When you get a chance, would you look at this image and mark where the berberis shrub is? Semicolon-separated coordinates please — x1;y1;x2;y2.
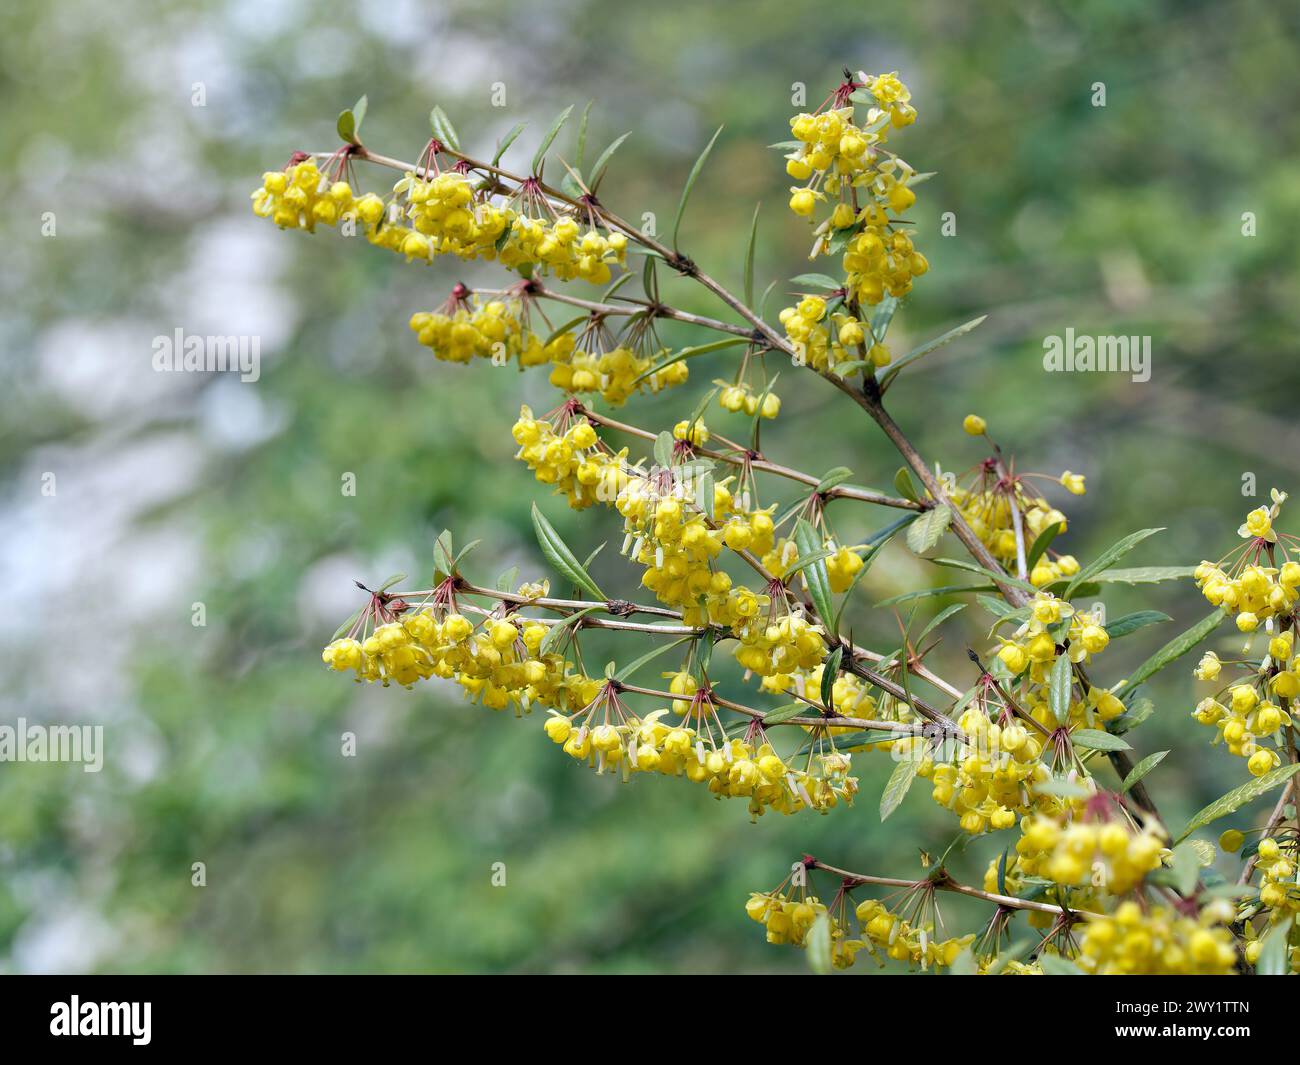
252;71;1299;975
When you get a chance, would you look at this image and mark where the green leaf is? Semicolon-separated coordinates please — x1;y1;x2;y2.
1048;653;1072;725
615;635;693;681
653;432;674;468
538;605;601;657
531;104;574;174
1121;750;1168;792
672;125;724;250
1063;528;1163;598
631;336;748;385
820;646;843;710
588;131;632;190
762;702;808;726
495;565;519;593
976;594;1020;620
785;547;836;579
1169;843;1202;895
433;530;455;575
814;467;854;494
876;583;994;607
543;314;588;348
491;122;527;165
574;100;593;169
743;203;760;307
1110;696;1154;736
833;519;914;631
1118;609;1224;693
331;606;365;640
1256;916;1295;975
452;540;482;568
789;272;842;291
878;314;987;390
905;503;951;555
1175;762;1300;843
806;912;832;975
429;106;460;151
352;94;368;131
530;503;605;600
1025;522;1063;572
930;557;1036;593
1039;954;1085;976
377;573;407;593
793;518;835;633
893;467;920;503
918;603;966;644
1104;610;1172;639
880;755;920;821
996;848;1009;896
337;109;357;144
1032;777;1091;799
1091;565;1195;585
1069;728;1131;752
694;470;715;522
869;296;899;345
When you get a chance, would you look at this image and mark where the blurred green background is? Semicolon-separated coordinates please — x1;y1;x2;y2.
2;0;1299;973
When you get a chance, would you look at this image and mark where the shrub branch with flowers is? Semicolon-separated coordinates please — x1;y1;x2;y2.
253;70;1300;975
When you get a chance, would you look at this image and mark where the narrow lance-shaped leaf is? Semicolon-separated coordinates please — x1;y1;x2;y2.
1049;653;1072;725
793;518;835;634
789;272;842;290
492;122;527;166
806;912;832;974
1119;609;1224;693
879;314;988;390
530;503;605;600
1175;762;1300;843
1064;527;1164;598
906;503;951;555
1104;610;1171;639
589;131;632;191
1121;750;1168;792
1025;522;1062;571
744;202;760;307
820;646;843;711
1069;729;1131;752
429;106;461;151
672;125;724;250
531;104;574;174
880;755;920;821
539;605;602;657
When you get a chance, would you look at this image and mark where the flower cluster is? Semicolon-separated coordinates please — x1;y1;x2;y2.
1077;900;1238;975
322;599;599;717
718;381;781;419
995;592;1113;682
950;474;1077;585
778;295;889;372
1195;493;1298;631
1192;677;1292;777
1014;812;1167;894
544;697;857;818
745;887;972;971
253;155;628;284
251;160;384;232
919;705;1057;834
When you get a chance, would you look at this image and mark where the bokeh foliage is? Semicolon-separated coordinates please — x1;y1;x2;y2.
2;0;1299;972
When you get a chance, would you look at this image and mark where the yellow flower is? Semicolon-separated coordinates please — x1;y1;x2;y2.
962;414;986;436
1060;471;1086;495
